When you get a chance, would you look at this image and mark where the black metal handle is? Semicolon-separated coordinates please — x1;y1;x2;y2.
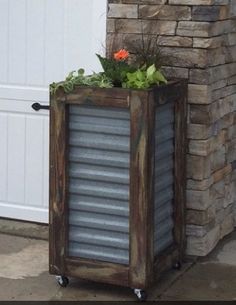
32;102;50;111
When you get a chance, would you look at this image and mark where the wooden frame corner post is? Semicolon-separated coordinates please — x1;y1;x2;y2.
49;93;68;276
129;90;155;289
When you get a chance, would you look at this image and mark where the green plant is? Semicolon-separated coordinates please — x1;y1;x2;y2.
96;53;134;87
123;64;167;89
50;69;113;95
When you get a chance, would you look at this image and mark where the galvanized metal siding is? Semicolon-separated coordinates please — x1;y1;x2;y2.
68;105;130;265
154;103;175;256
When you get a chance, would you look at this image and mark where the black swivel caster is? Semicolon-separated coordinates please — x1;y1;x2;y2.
134;289;147;301
56;275;69;287
173;261;182;270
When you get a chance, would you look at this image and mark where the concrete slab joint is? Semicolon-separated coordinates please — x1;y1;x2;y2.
107;0;236;256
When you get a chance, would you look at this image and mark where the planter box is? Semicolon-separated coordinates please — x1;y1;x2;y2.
49;80;187;297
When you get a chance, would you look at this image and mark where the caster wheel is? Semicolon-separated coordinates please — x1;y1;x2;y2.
173;261;182;270
134;289;147;301
56;275;69;287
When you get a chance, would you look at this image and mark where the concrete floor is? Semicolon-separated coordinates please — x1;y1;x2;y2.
0;222;236;301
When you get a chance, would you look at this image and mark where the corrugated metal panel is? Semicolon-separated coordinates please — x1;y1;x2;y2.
68;105;130;265
154;103;175;256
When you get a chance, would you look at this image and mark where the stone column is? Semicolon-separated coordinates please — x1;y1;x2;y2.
107;0;236;256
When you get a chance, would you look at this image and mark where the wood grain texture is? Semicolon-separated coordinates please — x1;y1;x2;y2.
153;80;187;105
66;87;130;108
173;80;188;263
129;90;155;289
154;246;179;280
65;258;129;286
49;89;68;276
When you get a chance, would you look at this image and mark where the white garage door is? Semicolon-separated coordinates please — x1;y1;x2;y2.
0;0;107;223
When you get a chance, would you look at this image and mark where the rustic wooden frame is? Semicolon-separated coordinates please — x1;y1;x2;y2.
153;81;188;278
49;81;187;290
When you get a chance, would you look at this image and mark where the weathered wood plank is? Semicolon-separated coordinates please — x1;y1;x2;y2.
154;80;187;105
65;87;130;108
49;90;68;276
129;90;155;289
154;246;179;280
173;80;188;263
65;258;129;287
66;95;129;108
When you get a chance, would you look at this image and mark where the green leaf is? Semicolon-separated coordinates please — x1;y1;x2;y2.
78;68;85;75
154;70;167;84
146;64;156;78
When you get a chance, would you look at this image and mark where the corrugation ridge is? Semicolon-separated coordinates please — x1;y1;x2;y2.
154;232;173;255
69;114;130;126
155;141;174;160
154;218;174;241
155;127;174;144
155;203;173;224
154;189;173;208
69;194;129;217
69;162;129;185
154;102;175;256
155;171;174;192
69;178;129;201
69;226;129;250
69;242;129;264
155;157;173;176
69;210;129;233
69;147;130;168
69;105;130;120
69;132;130;153
69;121;130;136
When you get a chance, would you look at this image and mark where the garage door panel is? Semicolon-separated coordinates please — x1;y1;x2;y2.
25;116;45;207
0;113;8;201
7;113;26;204
0;98;49;115
0;86;48;103
45;0;65;84
43;117;49;207
9;0;27;85
0;0;106;223
26;0;45;86
64;0;93;73
0;0;8;83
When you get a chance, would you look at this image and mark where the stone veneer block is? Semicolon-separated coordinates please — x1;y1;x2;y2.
114;19;177;35
187;177;213;191
188;124;215;140
186;189;212;211
108;4;138;18
220;213;234;238
177;21;212;37
139;5;191;20
187;154;211;180
187;205;216;225
186;222;216;237
188;84;212;105
193;37;223;48
192;5;229;21
169;0;229;5
186;226;220;256
213;165;232;183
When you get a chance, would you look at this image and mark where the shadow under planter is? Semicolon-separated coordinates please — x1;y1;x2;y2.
49;80;187;300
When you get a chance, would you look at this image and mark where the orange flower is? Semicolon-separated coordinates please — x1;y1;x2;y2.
114;49;129;61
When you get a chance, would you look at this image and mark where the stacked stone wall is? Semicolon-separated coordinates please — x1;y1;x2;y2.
107;0;236;256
